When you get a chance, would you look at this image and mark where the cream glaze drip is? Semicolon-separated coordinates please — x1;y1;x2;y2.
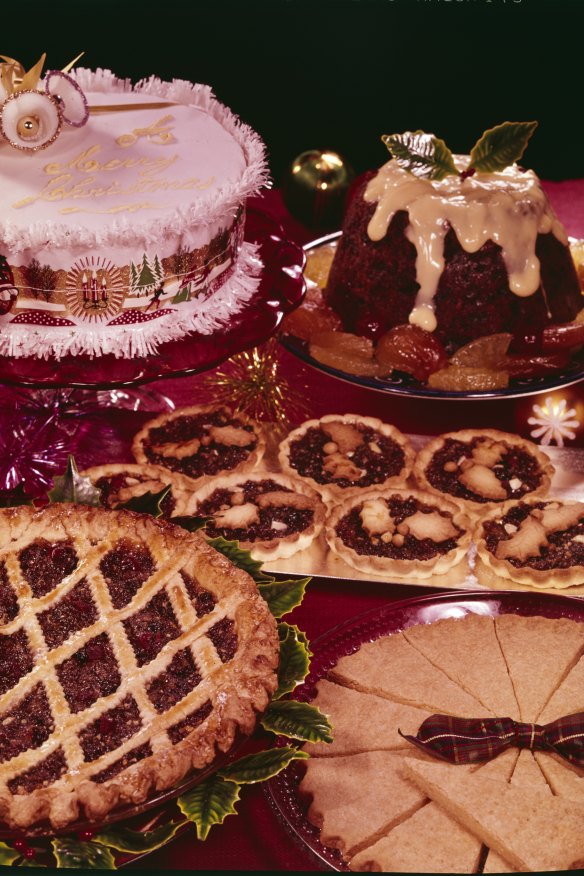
364;156;568;332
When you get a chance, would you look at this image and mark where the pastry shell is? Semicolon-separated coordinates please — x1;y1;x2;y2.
81;462;195;516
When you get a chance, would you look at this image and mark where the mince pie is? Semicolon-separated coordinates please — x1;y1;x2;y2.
474;496;584;590
132;405;265;490
82;463;193;518
278;414;414;501
325;487;471;578
0;504;278;830
182;472;326;561
414;429;553;515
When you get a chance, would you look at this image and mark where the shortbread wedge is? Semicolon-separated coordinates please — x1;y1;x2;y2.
301;680;430;757
494;614;584;721
537;652;584;723
403;614;518;717
403;757;584;872
330;632;491;717
534;752;584;803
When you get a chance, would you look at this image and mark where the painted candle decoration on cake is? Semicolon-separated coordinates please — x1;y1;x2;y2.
0;60;268;358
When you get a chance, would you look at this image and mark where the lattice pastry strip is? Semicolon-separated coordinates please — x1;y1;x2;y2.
0;504;279;830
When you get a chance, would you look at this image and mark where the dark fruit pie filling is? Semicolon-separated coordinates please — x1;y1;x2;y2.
289;425;405;488
336;495;463;560
198;479;314;542
143;410;257;479
483;501;584;570
425;438;543;503
95;473;176;517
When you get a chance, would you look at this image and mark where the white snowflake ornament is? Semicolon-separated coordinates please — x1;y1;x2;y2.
527;396;580;447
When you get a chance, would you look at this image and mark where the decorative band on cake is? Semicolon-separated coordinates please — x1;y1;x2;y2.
0;209;263;359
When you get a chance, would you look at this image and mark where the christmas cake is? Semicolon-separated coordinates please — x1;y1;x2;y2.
0;503;279;829
0;58;267;358
324;127;581;354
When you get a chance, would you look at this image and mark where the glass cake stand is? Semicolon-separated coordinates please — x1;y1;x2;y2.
0;208;306;492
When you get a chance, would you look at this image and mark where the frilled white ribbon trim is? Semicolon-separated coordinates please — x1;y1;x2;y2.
0;242;262;360
0;69;269;254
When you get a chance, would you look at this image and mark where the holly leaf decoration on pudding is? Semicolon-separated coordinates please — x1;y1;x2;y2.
381;131;459;180
469;120;538;173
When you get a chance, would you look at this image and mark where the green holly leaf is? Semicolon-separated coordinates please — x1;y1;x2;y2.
93;822;182;854
47;456;101;507
51;838;116;869
114;485;171;518
257;577;310;618
206;536;272;582
218;746;309;783
0;842;20;865
171;515;212;532
382;130;459;180
261;700;333;744
274;623;312;699
177;775;240;841
0;484;34;508
469;120;538;173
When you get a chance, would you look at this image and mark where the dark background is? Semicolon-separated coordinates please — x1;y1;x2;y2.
4;0;582;183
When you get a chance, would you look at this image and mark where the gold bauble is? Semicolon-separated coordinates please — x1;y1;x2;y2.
282;150;354;229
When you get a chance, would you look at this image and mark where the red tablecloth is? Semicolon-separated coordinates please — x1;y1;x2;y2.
125;182;584;870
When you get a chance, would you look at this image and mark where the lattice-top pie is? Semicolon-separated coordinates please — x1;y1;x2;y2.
183;472;326;561
0;504;279;830
132;405;265;490
414;429;553;514
279;415;414;501
82;463;194;518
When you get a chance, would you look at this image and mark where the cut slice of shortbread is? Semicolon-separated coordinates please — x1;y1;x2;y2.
302;680;430;757
534;751;584;802
349;749;517;873
537;652;584;724
402;615;519;717
494;615;584;721
483;749;552;874
299;751;427;857
330;633;490;717
403;756;584;872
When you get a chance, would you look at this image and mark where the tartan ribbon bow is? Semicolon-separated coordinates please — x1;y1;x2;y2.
399;712;584;767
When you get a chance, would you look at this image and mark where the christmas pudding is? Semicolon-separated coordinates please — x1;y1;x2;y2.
324;125;582;360
0;55;267;358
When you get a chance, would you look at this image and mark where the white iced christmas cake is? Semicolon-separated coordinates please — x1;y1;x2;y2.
0;57;268;358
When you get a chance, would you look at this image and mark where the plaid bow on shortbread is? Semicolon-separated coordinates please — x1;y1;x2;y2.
399;713;584;767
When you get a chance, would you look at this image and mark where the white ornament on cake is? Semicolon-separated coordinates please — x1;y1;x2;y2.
528;396;580;447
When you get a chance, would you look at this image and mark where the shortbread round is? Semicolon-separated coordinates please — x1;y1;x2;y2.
132;405;265;490
279;414;414;502
474;496;584;589
81;463;194;517
183;471;326;561
414;429;553;515
0;504;278;830
325;487;471;578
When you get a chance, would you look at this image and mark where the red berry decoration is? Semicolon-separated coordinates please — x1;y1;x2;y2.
0;256;18;317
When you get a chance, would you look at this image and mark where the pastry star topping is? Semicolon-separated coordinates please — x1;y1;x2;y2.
401;510;459;543
458;464;508;500
360;498;395;536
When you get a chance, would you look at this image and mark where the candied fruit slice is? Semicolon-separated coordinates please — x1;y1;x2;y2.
427;366;509;391
168;700;213;744
92;743;152;783
207;617;237;663
38;578;97;650
100;539;155;609
304;244;336;288
147;648;202;712
310;344;384;377
57;633;121;713
450;334;512;369
376;325;448;381
8;748;67;794
504;353;571;378
0;628;33;695
180;570;216;616
18;539;78;598
123;591;181;666
79;695;142;762
0;561;18;625
281;303;342;342
0;684;53;762
310;331;374;358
